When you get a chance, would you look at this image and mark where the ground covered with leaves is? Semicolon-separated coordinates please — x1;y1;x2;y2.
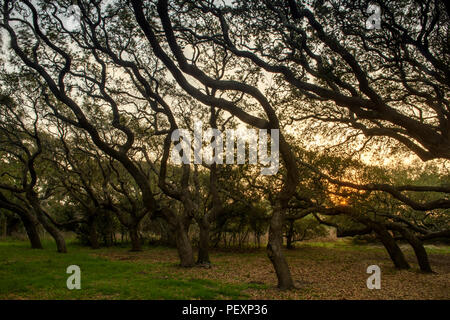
0;239;448;299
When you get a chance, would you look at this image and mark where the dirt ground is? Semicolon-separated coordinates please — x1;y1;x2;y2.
93;242;450;300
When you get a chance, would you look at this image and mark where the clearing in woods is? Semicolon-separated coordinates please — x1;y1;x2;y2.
0;239;448;300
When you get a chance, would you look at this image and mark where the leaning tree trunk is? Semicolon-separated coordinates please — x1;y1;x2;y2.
35;211;67;253
36;212;66;253
197;217;211;265
267;205;295;290
265;133;299;289
28;195;66;253
398;228;432;273
372;224;409;270
21;211;43;249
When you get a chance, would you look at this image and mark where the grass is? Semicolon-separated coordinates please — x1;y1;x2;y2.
0;239;263;299
297;238;450;254
0;238;448;300
422;245;450;254
297;238;373;250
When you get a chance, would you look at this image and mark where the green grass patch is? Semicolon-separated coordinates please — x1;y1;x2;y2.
423;245;450;255
297;239;450;255
0;240;260;299
297;239;382;251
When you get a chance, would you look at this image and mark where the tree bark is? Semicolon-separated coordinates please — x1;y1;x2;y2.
286;220;294;249
398;228;432;273
0;198;42;248
104;211;114;247
0;211;6;239
174;220;195;267
28;196;66;253
88;215;100;249
267;205;295;289
163;207;195;267
197;218;211;265
21;212;43;249
129;225;142;252
372;224;410;270
37;213;67;253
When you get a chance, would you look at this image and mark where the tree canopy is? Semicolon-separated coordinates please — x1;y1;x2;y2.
0;0;448;290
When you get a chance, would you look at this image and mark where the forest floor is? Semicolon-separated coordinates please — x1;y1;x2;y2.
0;238;449;300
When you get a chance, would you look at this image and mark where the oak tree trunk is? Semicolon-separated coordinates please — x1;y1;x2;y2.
34;209;66;253
374;226;409;269
267;205;295;290
286;220;294;249
129;226;142;251
88;216;100;249
0;212;7;239
399;228;432;273
26;192;66;253
197;218;211;265
175;220;195;267
21;212;43;249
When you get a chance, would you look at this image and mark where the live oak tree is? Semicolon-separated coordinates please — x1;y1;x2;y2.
0;83;67;253
1;0;189;263
126;0;302;289
1;0;449;289
290;153;448;272
183;0;449;160
46;123;117;249
126;0;449;287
